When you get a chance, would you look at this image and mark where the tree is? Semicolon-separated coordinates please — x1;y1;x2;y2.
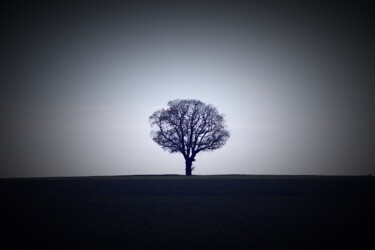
149;99;230;176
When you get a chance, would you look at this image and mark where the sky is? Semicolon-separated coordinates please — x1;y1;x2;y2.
1;1;374;177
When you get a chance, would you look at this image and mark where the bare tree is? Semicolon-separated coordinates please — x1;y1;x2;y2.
149;99;230;176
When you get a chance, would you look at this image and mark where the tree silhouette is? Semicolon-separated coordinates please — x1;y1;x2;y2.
149;99;230;176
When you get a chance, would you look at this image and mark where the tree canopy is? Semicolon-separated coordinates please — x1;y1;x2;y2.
149;99;230;175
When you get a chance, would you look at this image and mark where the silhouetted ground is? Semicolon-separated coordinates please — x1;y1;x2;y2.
1;175;374;249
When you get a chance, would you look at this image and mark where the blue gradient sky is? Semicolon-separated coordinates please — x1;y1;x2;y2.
1;1;373;177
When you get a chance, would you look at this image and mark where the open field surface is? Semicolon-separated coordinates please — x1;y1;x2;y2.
1;175;374;249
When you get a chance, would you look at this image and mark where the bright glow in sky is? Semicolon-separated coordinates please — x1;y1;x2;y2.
1;2;373;177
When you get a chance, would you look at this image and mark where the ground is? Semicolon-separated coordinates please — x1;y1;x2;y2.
1;175;374;249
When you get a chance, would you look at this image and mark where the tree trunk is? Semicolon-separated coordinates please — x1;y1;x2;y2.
185;160;192;176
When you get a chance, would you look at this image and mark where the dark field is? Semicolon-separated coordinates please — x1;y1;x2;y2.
1;175;374;249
